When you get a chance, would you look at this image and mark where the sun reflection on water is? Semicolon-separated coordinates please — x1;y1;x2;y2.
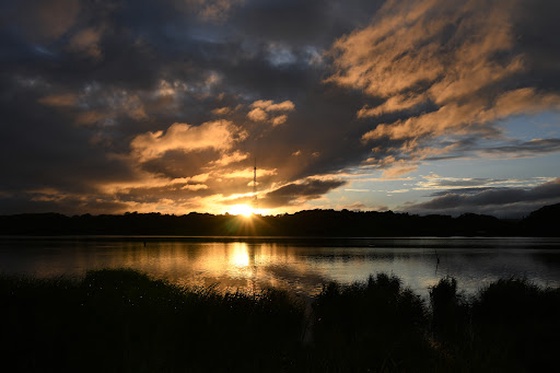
2;238;559;297
230;243;250;267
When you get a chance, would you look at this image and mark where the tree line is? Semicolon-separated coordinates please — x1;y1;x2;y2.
0;203;558;236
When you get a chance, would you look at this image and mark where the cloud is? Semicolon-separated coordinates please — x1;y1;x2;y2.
414;174;556;191
68;27;104;60
405;178;560;217
328;0;560;170
262;178;346;207
210;150;248;166
247;107;268;122
38;85;148;126
130;120;246;162
13;0;81;42
271;115;287;126
1;0;559;215
212;106;233;116
1;0;365;215
251;99;295;112
38;93;78;107
247;99;295;126
185;0;244;22
480;138;560;158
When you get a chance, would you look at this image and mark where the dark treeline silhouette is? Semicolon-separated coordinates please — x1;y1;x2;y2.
1;203;559;236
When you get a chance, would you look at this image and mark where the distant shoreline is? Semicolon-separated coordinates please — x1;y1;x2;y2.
1;203;559;237
2;234;559;245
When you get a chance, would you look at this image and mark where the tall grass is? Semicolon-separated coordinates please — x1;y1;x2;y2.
1;269;558;372
311;274;434;371
2;269;304;372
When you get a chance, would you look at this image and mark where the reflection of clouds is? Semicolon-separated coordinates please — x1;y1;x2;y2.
1;238;559;297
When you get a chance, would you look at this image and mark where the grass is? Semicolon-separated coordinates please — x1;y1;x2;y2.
2;269;559;372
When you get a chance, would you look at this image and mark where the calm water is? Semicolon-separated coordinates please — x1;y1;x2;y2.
1;236;559;297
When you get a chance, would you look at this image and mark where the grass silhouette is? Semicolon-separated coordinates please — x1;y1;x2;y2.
2;269;558;372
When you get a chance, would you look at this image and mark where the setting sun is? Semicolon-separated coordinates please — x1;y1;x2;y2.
229;204;254;218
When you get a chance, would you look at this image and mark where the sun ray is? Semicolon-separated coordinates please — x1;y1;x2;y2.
229;204;254;218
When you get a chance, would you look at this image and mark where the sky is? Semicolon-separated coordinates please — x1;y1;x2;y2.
1;0;559;218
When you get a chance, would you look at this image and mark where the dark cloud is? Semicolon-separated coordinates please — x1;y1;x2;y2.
234;0;383;47
263;179;346;208
0;192;129;216
483;139;560;157
12;0;81;43
0;80;134;190
406;179;560;218
513;0;560;91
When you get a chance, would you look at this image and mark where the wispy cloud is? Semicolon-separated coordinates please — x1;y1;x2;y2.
414;174;556;191
328;0;560;171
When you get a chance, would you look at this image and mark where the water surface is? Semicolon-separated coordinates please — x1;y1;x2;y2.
1;236;558;296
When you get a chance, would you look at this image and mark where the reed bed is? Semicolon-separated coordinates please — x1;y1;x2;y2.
2;269;558;372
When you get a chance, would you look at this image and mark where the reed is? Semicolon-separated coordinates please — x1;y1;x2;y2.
1;269;558;372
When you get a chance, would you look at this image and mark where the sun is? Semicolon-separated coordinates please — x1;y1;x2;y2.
229;204;255;218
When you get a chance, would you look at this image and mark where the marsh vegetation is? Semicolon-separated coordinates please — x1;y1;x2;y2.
2;269;558;372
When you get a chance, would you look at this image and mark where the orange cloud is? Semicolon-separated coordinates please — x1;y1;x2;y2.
130;120;246;162
221;167;277;179
247;107;268;122
39;93;78;107
271;114;288;126
361;100;492;141
329;0;522;101
328;0;560;172
357;93;427;118
212;106;232;116
251;99;295;112
210;150;249;166
247;99;295;125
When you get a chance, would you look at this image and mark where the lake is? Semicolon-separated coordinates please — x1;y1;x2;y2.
1;236;559;297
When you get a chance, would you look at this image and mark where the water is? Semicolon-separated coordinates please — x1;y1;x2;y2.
1;236;559;297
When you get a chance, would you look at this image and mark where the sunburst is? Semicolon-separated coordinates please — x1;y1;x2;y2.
229;204;254;218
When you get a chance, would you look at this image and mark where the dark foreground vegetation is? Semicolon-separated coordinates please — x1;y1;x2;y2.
1;202;559;237
2;269;559;372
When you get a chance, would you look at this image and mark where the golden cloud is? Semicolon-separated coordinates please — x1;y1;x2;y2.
210;150;249;166
131;120;247;162
328;0;560;173
247;99;295;125
247;107;268;122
